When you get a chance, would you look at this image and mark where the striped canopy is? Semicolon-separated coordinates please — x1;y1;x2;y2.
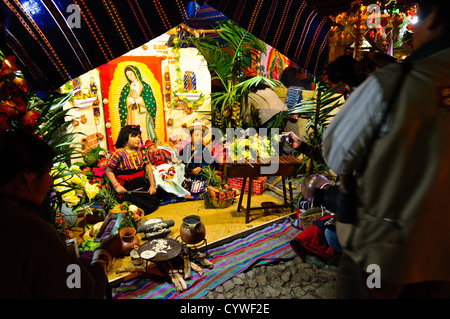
183;2;228;31
1;0;352;92
204;0;333;77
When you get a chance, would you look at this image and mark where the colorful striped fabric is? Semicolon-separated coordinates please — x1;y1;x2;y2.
205;0;332;76
180;3;228;44
113;217;299;299
2;0;334;91
1;0;193;91
183;3;228;30
107;148;147;171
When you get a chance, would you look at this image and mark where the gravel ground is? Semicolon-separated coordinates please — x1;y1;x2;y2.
204;254;338;299
111;254;338;299
200;175;339;300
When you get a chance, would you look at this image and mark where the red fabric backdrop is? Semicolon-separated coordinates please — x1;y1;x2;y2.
98;55;164;152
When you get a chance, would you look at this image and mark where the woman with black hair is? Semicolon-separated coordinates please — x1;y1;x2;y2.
323;0;450;298
105;125;159;215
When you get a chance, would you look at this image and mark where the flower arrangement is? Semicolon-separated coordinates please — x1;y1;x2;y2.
174;90;205;113
0;52;89;236
52;163;101;208
226;134;279;162
0;55;41;131
51;145;112;227
107;201;143;231
92;158;108;179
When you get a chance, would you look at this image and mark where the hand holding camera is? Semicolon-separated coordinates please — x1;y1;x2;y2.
280;132;301;148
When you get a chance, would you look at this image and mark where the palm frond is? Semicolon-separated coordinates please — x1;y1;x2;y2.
289;80;344;179
186;20;276;132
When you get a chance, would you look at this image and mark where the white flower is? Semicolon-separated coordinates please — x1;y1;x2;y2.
128;205;139;213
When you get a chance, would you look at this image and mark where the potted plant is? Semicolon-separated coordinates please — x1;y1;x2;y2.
185;20;281;132
200;165;236;209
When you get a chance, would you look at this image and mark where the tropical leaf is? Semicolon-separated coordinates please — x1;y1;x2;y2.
185;20;274;132
289;80;344;181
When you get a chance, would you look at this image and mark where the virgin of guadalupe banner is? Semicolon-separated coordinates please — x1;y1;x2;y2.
99;56;165;152
260;45;289;80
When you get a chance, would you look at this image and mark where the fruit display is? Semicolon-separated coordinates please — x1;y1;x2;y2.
206;184;240;208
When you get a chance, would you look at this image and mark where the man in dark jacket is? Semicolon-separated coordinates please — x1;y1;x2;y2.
323;0;450;298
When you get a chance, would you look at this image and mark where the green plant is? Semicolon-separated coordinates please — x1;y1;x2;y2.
200;165;220;187
82;145;106;167
266;110;291;138
0;52;85;232
94;186;119;213
36;92;87;225
118;209;137;231
185;20;281;132
289;80;344;186
200;165;220;209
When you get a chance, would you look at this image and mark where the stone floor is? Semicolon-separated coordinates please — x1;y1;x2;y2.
204;255;338;299
202;173;340;300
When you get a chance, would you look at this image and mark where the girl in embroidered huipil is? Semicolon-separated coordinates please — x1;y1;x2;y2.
105;125;159;215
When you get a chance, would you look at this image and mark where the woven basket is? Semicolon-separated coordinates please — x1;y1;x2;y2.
299;207;330;229
210;196;234;208
207;189;236;208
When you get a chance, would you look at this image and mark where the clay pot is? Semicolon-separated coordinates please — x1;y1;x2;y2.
180;215;206;245
120;227;140;255
301;174;330;202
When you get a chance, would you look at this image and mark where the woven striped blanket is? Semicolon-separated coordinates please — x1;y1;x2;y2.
113;217;298;299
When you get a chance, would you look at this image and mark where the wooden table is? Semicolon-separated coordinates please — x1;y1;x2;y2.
224;155;304;223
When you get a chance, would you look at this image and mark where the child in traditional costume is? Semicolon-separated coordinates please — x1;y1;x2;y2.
145;140;177;180
105;125;159;215
178;122;213;194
